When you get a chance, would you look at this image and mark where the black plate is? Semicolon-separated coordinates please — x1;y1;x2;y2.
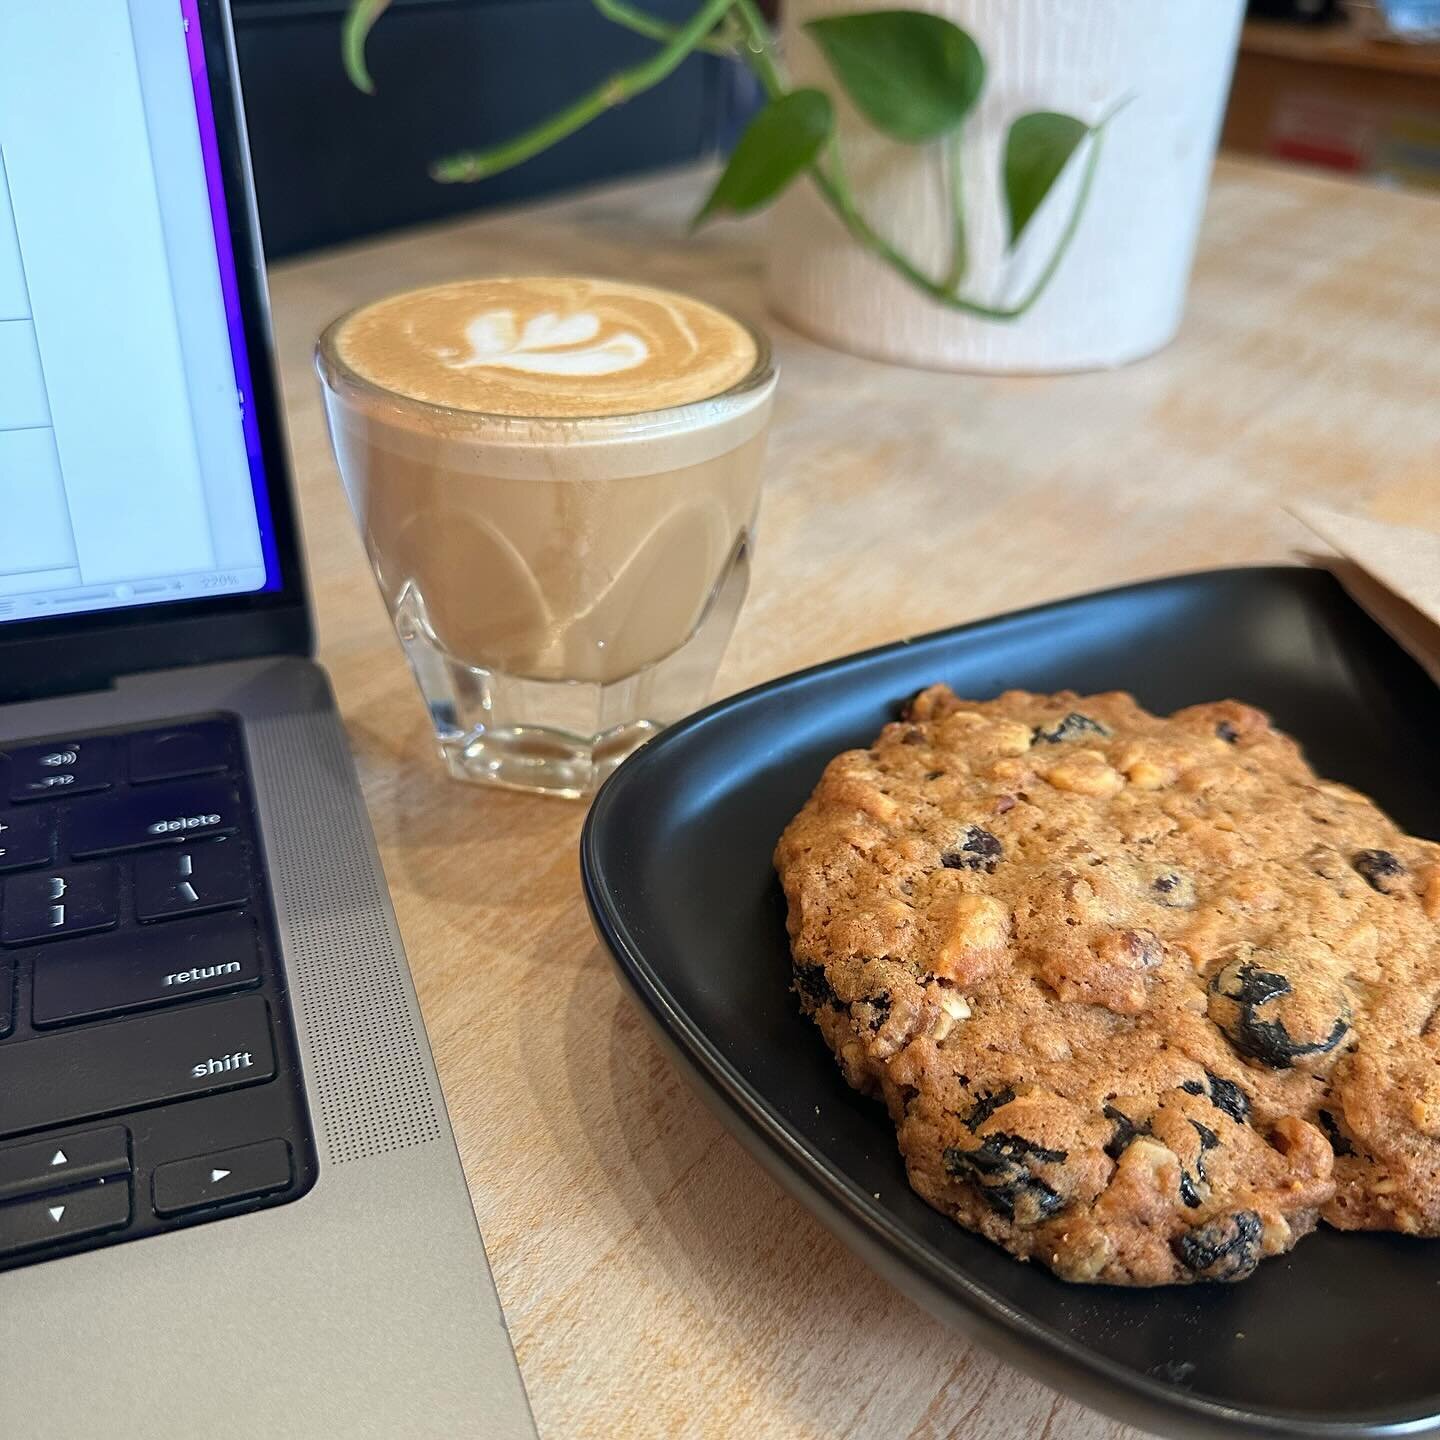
581;567;1440;1440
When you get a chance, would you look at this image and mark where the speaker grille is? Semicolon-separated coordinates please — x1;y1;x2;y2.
247;711;442;1164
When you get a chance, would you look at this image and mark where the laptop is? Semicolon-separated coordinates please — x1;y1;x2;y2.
0;3;536;1435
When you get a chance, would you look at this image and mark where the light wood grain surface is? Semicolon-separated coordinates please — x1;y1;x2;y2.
268;158;1440;1440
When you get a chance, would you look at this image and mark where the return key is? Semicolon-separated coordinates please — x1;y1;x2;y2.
31;913;262;1028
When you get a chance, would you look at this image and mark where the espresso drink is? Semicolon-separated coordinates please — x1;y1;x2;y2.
317;277;776;794
334;276;758;419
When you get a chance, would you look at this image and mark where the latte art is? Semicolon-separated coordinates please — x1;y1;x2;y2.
448;309;649;377
334;276;757;418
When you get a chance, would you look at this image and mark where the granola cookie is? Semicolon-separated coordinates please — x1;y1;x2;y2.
774;687;1440;1285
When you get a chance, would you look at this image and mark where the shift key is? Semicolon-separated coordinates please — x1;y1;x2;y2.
0;996;274;1140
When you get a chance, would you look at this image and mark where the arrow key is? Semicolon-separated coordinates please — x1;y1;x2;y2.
152;1139;291;1217
0;1180;130;1257
0;1125;130;1204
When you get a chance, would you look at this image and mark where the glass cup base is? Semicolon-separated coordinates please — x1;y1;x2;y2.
438;717;660;799
394;545;749;798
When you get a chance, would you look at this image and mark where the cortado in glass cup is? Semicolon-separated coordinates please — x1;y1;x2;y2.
316;276;776;798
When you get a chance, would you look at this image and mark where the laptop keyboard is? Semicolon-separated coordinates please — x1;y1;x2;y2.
0;716;316;1272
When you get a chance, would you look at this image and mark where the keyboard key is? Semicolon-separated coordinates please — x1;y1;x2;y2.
134;837;249;920
130;722;233;784
0;960;11;1038
0;1180;130;1258
31;913;261;1027
67;776;241;858
6;737;114;803
1;863;117;945
0;1126;130;1204
153;1139;291;1217
0;808;53;873
0;995;275;1140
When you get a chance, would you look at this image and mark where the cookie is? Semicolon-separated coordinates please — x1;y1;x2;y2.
774;687;1440;1285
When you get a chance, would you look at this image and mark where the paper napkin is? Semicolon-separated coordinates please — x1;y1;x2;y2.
1289;503;1440;686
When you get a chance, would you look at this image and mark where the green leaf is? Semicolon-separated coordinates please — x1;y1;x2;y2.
694;89;834;226
1003;110;1089;250
804;11;984;144
342;0;392;94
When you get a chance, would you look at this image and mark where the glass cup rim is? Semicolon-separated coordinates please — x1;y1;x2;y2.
314;281;775;432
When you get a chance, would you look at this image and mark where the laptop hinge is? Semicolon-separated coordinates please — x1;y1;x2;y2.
0;605;311;708
0;668;118;707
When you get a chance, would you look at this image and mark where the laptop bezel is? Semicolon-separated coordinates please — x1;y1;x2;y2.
0;0;310;705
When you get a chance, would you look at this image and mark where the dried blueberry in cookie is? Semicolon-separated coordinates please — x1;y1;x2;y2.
943;1133;1069;1226
1151;870;1197;908
1207;951;1350;1070
941;826;1003;873
1351;849;1406;894
1317;1107;1355;1157
793;963;841;1009
963;1087;1017;1131
1102;1104;1151;1160
1180;1073;1252;1125
1203;1071;1251;1125
1033;712;1111;744
1173;1211;1263;1282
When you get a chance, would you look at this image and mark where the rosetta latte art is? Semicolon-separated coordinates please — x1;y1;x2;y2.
334;276;757;419
448;309;649;377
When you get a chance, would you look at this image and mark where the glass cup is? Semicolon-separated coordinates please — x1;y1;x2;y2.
316;300;776;798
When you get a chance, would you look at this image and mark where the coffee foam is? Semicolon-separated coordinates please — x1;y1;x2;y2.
333;277;758;419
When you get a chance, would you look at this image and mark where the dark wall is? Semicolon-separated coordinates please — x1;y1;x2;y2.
232;0;737;257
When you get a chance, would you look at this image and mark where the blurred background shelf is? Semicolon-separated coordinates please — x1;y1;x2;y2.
1223;14;1440;184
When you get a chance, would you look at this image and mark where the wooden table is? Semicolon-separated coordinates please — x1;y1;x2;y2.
268;158;1440;1439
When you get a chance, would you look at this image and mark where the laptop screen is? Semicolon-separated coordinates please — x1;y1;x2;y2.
0;0;280;627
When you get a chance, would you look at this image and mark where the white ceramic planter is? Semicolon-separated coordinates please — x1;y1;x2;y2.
767;0;1245;372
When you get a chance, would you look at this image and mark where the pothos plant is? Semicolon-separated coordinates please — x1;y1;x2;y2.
342;0;1126;322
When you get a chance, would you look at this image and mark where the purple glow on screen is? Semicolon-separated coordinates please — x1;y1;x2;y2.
180;0;280;591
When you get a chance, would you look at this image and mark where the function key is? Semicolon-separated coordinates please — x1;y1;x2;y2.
0;1181;130;1258
129;722;233;784
6;737;114;803
152;1139;291;1217
0;1126;130;1205
1;862;118;946
134;837;249;920
0;808;53;873
66;776;240;858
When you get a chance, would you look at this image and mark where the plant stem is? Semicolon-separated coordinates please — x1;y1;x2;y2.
726;1;1005;316
815;119;1112;318
939;130;968;292
432;0;735;182
590;0;735;56
727;4;1118;322
731;0;787;96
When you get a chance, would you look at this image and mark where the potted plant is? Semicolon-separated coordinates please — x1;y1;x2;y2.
345;0;1244;372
